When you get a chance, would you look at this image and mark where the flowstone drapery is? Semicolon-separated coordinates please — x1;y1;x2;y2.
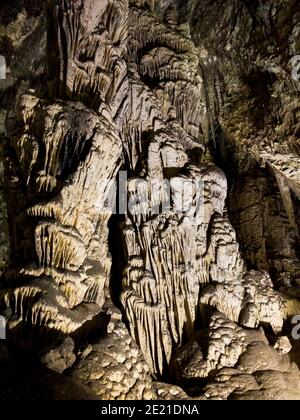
1;0;125;347
0;0;300;400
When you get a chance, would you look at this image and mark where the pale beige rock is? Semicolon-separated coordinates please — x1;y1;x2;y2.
274;336;293;356
69;320;156;400
153;382;189;400
41;337;76;374
0;0;299;402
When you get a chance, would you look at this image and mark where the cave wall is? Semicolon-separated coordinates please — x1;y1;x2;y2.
0;0;300;400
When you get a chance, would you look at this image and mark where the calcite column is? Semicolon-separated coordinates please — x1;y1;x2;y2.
0;0;125;350
118;1;228;375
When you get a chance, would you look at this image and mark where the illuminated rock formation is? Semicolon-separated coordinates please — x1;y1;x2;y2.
0;0;299;401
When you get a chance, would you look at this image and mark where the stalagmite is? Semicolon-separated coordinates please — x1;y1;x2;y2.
0;0;300;402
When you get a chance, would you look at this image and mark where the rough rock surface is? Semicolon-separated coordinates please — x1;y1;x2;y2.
41;337;76;374
68;318;155;400
153;382;189;400
188;0;300;287
0;0;299;401
174;312;300;400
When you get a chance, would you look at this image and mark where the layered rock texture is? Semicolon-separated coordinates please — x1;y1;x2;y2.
0;0;300;400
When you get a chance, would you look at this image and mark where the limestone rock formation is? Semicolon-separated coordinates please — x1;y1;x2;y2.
197;314;300;400
0;0;299;401
41;337;76;374
69;319;155;400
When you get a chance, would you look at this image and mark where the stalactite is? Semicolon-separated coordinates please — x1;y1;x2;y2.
0;0;295;401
